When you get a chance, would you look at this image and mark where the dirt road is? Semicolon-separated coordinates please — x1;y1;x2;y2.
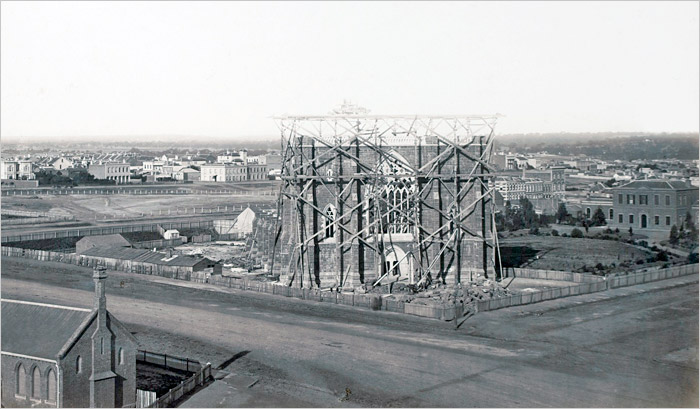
1;257;697;407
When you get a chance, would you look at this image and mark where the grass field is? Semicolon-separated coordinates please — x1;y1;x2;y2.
500;235;655;271
1;194;276;221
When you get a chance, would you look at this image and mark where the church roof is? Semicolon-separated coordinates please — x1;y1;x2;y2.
1;299;92;360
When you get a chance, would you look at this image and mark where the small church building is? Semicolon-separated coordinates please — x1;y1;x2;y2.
1;268;138;408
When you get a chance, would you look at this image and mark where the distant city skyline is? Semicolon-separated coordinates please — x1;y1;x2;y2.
1;1;698;141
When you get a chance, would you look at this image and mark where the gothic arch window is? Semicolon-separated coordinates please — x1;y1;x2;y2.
324;204;336;239
366;150;416;235
46;368;57;402
16;363;26;396
118;348;124;365
76;356;82;373
31;366;41;399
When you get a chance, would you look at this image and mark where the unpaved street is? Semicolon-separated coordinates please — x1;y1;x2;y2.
2;257;697;407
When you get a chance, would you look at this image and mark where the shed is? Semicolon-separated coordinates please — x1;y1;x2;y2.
76;234;131;255
163;229;180;240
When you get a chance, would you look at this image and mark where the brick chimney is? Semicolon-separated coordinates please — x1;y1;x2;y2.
93;266;107;313
90;266;116;408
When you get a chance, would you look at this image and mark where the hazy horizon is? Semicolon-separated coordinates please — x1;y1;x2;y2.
2;131;698;147
2;2;699;141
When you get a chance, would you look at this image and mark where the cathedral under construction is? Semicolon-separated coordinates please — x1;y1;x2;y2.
271;103;501;289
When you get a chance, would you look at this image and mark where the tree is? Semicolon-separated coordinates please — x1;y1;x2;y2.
669;225;679;245
519;198;538;228
604;178;616;188
571;228;584;238
628;227;633;237
684;212;696;234
592;207;607;226
556;203;569;224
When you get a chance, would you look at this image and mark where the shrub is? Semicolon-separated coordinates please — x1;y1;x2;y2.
562;233;569;237
595;263;605;270
635;259;645;265
655;251;669;262
689;252;699;264
614;228;620;233
571;228;584;238
551;229;559;237
529;226;539;235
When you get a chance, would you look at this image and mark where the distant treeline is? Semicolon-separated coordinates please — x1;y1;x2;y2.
496;133;699;160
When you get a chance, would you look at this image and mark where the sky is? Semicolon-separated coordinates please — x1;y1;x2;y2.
1;1;698;142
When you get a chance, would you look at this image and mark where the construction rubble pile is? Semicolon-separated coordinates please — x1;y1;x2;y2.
361;277;513;307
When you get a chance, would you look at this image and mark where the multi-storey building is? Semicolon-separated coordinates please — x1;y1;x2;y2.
610;179;699;231
1;160;35;180
247;163;268;180
200;163;247;182
216;150;247;164
523;167;566;197
88;163;131;184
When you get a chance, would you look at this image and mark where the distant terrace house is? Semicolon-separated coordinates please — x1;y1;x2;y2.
88;163;130;184
610;179;699;231
51;158;74;171
1;160;35;180
1;268;138;408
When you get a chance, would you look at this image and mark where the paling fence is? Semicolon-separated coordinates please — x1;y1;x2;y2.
147;366;212;408
1;220;215;243
133;350;210;408
1;216;76;225
1;209;76;225
3;243;697;320
1;247;197;280
475;264;699;312
1;187;277;197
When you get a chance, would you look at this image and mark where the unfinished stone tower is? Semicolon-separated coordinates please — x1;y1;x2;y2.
272;103;501;289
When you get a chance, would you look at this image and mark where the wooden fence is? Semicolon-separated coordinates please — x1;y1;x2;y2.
1;186;277;197
1;246;200;280
1;220;215;243
137;349;202;373
3;242;697;321
147;364;212;408
475;263;699;312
